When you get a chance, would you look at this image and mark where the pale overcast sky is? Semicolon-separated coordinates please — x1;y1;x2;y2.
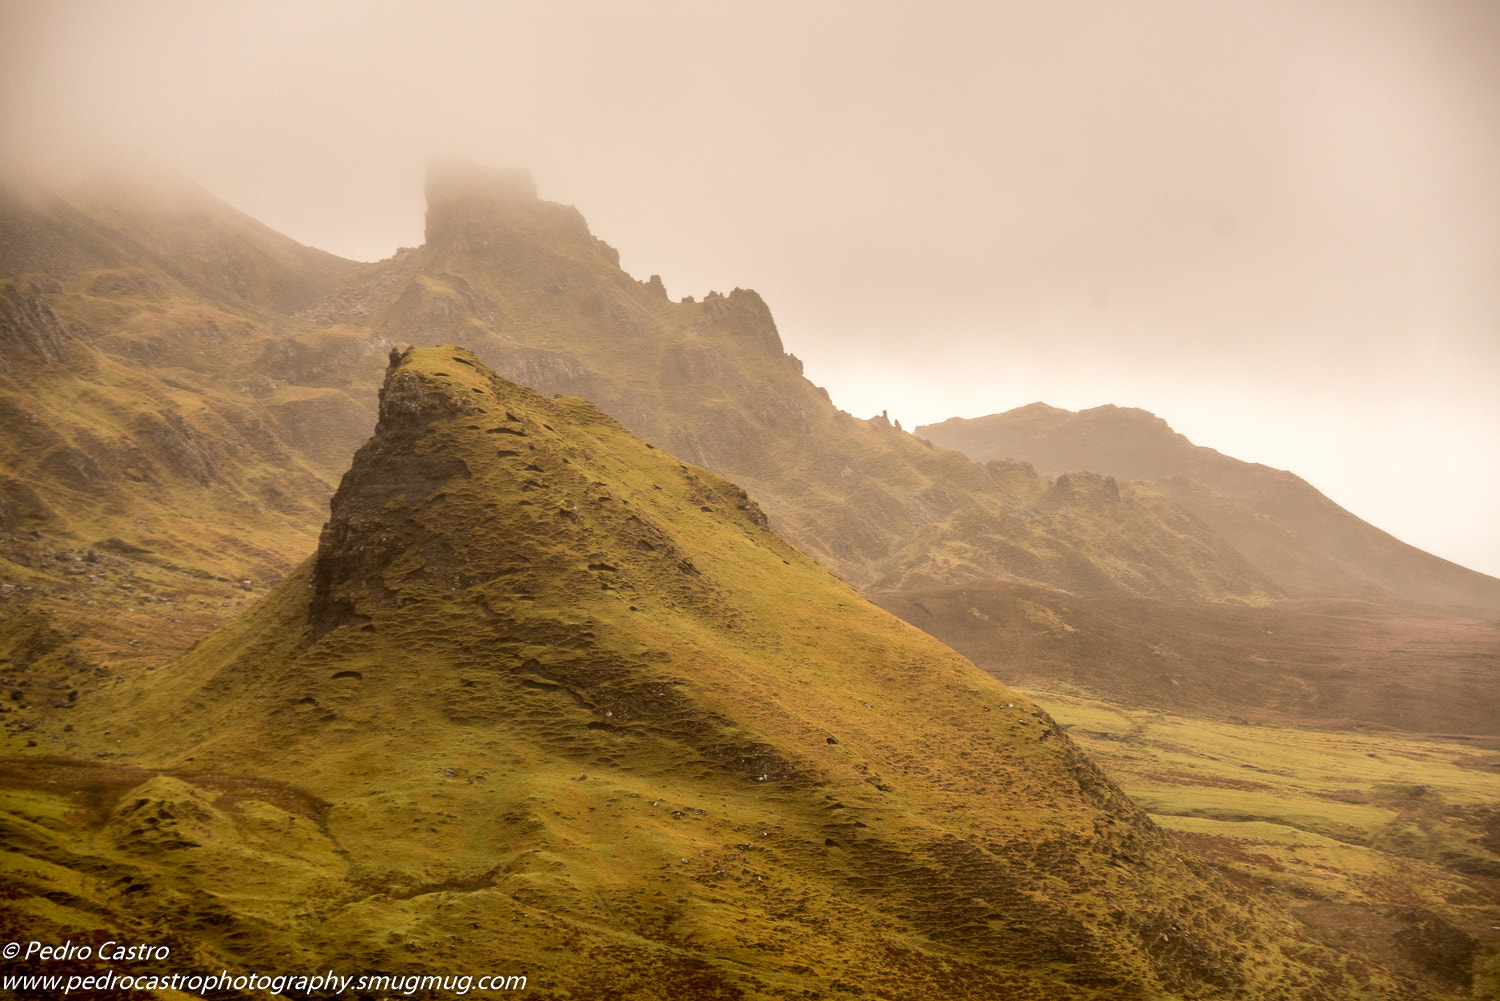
4;0;1498;577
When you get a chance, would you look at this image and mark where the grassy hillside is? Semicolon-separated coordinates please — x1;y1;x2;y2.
2;348;1398;999
0;178;393;690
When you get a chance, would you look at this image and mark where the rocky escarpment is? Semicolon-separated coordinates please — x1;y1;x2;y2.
695;287;792;361
309;348;473;635
308;346;774;641
0;280;71;372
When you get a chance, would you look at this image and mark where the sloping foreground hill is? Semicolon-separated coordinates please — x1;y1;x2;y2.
918;404;1500;611
1;348;1392;999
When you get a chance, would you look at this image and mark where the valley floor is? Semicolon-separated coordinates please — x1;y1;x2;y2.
1025;685;1500;997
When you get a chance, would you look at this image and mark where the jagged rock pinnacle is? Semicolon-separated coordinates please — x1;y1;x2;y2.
309;347;472;635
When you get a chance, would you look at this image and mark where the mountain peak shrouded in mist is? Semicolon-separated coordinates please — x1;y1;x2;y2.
6;162;1476;686
6;0;1497;579
0;167;361;316
2;165;1490;659
421;159;621;266
425;160;538;203
0;166;1297;708
422;160;535;244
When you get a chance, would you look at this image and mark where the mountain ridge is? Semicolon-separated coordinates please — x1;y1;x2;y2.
5;163;1494;742
918;404;1500;611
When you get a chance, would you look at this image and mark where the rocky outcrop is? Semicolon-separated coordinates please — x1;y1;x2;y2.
0;281;71;372
1041;471;1122;508
296;251;419;325
309;349;472;636
695;288;789;360
423;161;613;264
259;332;395;386
423;162;535;253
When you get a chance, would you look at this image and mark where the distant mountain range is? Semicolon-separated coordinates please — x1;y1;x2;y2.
919;404;1500;610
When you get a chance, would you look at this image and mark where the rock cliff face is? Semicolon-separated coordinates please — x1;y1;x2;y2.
310;348;472;635
0;280;71;372
695;287;790;359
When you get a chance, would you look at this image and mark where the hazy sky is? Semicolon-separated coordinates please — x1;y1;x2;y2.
4;0;1498;578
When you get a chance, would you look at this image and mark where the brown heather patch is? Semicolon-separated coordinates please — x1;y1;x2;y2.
1133;768;1276;792
1172;830;1288;875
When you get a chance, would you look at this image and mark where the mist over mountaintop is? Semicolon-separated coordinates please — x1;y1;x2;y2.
0;165;1280;652
2;163;1493;692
